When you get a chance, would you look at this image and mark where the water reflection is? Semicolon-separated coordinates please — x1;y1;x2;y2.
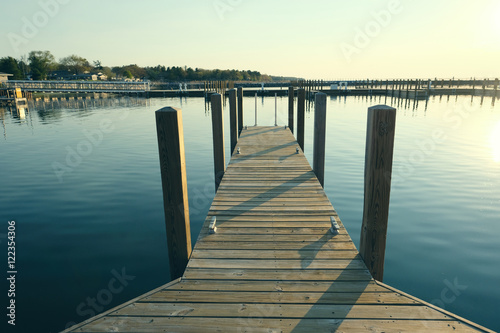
2;93;497;133
491;121;500;162
1;96;150;125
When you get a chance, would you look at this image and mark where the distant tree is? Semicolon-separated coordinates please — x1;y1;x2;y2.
93;60;103;71
28;50;56;80
111;64;146;79
145;65;166;81
0;57;23;79
123;70;133;79
100;66;114;80
59;55;91;74
18;55;29;78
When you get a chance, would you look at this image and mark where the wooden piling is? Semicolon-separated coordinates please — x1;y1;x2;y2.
237;87;243;135
359;105;397;282
254;92;258;126
297;88;305;151
210;94;225;191
313;93;327;188
155;107;192;281
229;89;238;154
288;86;294;133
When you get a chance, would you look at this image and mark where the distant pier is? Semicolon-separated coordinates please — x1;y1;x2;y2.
2;80;150;94
1;78;498;100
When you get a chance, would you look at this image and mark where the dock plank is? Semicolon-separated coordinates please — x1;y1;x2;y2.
69;317;482;333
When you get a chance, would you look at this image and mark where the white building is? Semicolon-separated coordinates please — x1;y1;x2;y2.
0;72;13;83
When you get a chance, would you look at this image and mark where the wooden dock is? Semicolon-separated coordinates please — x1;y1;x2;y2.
63;126;493;332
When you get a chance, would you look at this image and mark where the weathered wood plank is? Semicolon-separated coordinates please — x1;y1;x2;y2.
196;234;352;242
213;222;333;228
193;241;358;250
142;290;417;304
113;303;458;320
201;215;339;221
169;279;382;292
197;227;347;235
68;317;487;333
190;249;359;260
208;205;335;211
112;303;451;320
187;259;366;269
182;268;372;281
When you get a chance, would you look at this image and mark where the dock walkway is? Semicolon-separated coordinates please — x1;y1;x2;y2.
64;126;492;332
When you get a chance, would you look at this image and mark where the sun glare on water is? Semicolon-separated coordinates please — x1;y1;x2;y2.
491;121;500;163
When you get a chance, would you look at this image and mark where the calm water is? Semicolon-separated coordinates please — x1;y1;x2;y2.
0;94;499;332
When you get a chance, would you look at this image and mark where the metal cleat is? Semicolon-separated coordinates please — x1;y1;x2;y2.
209;216;217;234
330;216;340;234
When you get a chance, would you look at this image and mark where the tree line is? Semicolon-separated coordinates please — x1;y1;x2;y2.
0;50;271;82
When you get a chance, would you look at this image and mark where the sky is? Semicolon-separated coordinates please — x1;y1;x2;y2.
1;0;499;80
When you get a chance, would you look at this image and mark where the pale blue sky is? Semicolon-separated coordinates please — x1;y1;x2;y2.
1;0;499;79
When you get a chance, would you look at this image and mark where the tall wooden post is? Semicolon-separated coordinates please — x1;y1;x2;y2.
229;89;238;154
288;86;294;133
155;107;192;281
254;92;258;126
297;88;305;151
237;87;243;135
359;105;397;282
274;92;280;125
313;93;327;187
211;94;225;191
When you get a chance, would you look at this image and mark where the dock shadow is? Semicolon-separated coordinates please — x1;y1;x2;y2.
229;141;297;164
290;257;371;332
298;232;335;269
213;170;315;217
238;126;281;139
